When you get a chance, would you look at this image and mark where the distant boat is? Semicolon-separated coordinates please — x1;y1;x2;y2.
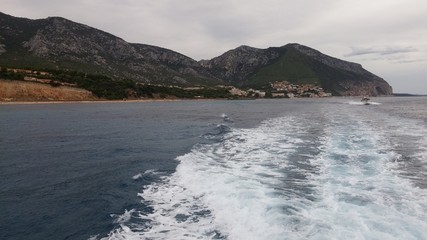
361;97;371;105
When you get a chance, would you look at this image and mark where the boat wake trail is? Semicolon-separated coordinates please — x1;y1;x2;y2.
100;107;427;240
304;114;427;239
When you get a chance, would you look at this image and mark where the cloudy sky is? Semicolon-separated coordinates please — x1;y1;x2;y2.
2;0;427;93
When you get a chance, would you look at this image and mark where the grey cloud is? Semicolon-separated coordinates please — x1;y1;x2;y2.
345;47;417;57
396;58;427;64
380;47;418;55
344;48;378;57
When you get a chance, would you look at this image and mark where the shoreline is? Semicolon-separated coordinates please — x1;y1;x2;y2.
0;98;230;105
1;95;411;105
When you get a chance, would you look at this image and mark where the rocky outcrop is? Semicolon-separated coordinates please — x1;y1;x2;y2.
199;45;280;84
334;79;393;96
22;17;141;67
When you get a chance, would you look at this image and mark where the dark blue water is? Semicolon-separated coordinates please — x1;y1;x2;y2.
1;98;426;240
0;100;297;240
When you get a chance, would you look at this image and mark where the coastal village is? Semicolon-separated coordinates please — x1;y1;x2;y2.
227;81;332;98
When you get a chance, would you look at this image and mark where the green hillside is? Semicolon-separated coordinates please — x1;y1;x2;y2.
247;47;320;88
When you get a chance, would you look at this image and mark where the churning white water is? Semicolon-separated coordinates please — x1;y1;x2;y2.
102;102;427;240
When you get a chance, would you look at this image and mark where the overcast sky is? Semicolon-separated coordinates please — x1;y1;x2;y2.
2;0;426;93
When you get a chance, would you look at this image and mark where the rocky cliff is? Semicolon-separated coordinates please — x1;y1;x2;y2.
0;12;392;96
199;45;280;84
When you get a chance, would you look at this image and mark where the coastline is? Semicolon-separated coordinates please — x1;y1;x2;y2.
0;98;235;105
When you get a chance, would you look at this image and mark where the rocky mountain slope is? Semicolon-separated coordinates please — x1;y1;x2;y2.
0;12;392;96
0;12;220;86
201;44;392;96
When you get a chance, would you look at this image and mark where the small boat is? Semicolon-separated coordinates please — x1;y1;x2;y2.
361;97;370;105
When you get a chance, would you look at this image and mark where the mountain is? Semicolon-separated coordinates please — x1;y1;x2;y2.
0;12;392;96
200;44;392;96
0;12;220;86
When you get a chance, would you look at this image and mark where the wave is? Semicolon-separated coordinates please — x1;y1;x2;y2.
348;101;381;105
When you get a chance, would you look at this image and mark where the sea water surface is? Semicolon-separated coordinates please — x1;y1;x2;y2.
0;97;426;240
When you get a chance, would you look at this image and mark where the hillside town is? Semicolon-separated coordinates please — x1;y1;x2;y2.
227;81;332;98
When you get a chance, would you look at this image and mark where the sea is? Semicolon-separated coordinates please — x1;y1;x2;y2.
0;97;426;240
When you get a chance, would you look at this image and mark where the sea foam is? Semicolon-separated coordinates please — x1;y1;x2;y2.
101;106;427;240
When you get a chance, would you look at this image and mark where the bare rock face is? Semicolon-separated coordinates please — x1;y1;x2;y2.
0;35;6;55
0;44;6;54
335;79;393;96
200;45;280;83
23;17;141;61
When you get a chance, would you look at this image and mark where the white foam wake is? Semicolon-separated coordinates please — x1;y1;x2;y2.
101;108;427;240
146;116;314;239
102;116;318;239
348;101;381;105
303;114;427;239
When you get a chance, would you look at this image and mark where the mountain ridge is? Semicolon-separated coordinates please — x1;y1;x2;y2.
0;12;393;96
